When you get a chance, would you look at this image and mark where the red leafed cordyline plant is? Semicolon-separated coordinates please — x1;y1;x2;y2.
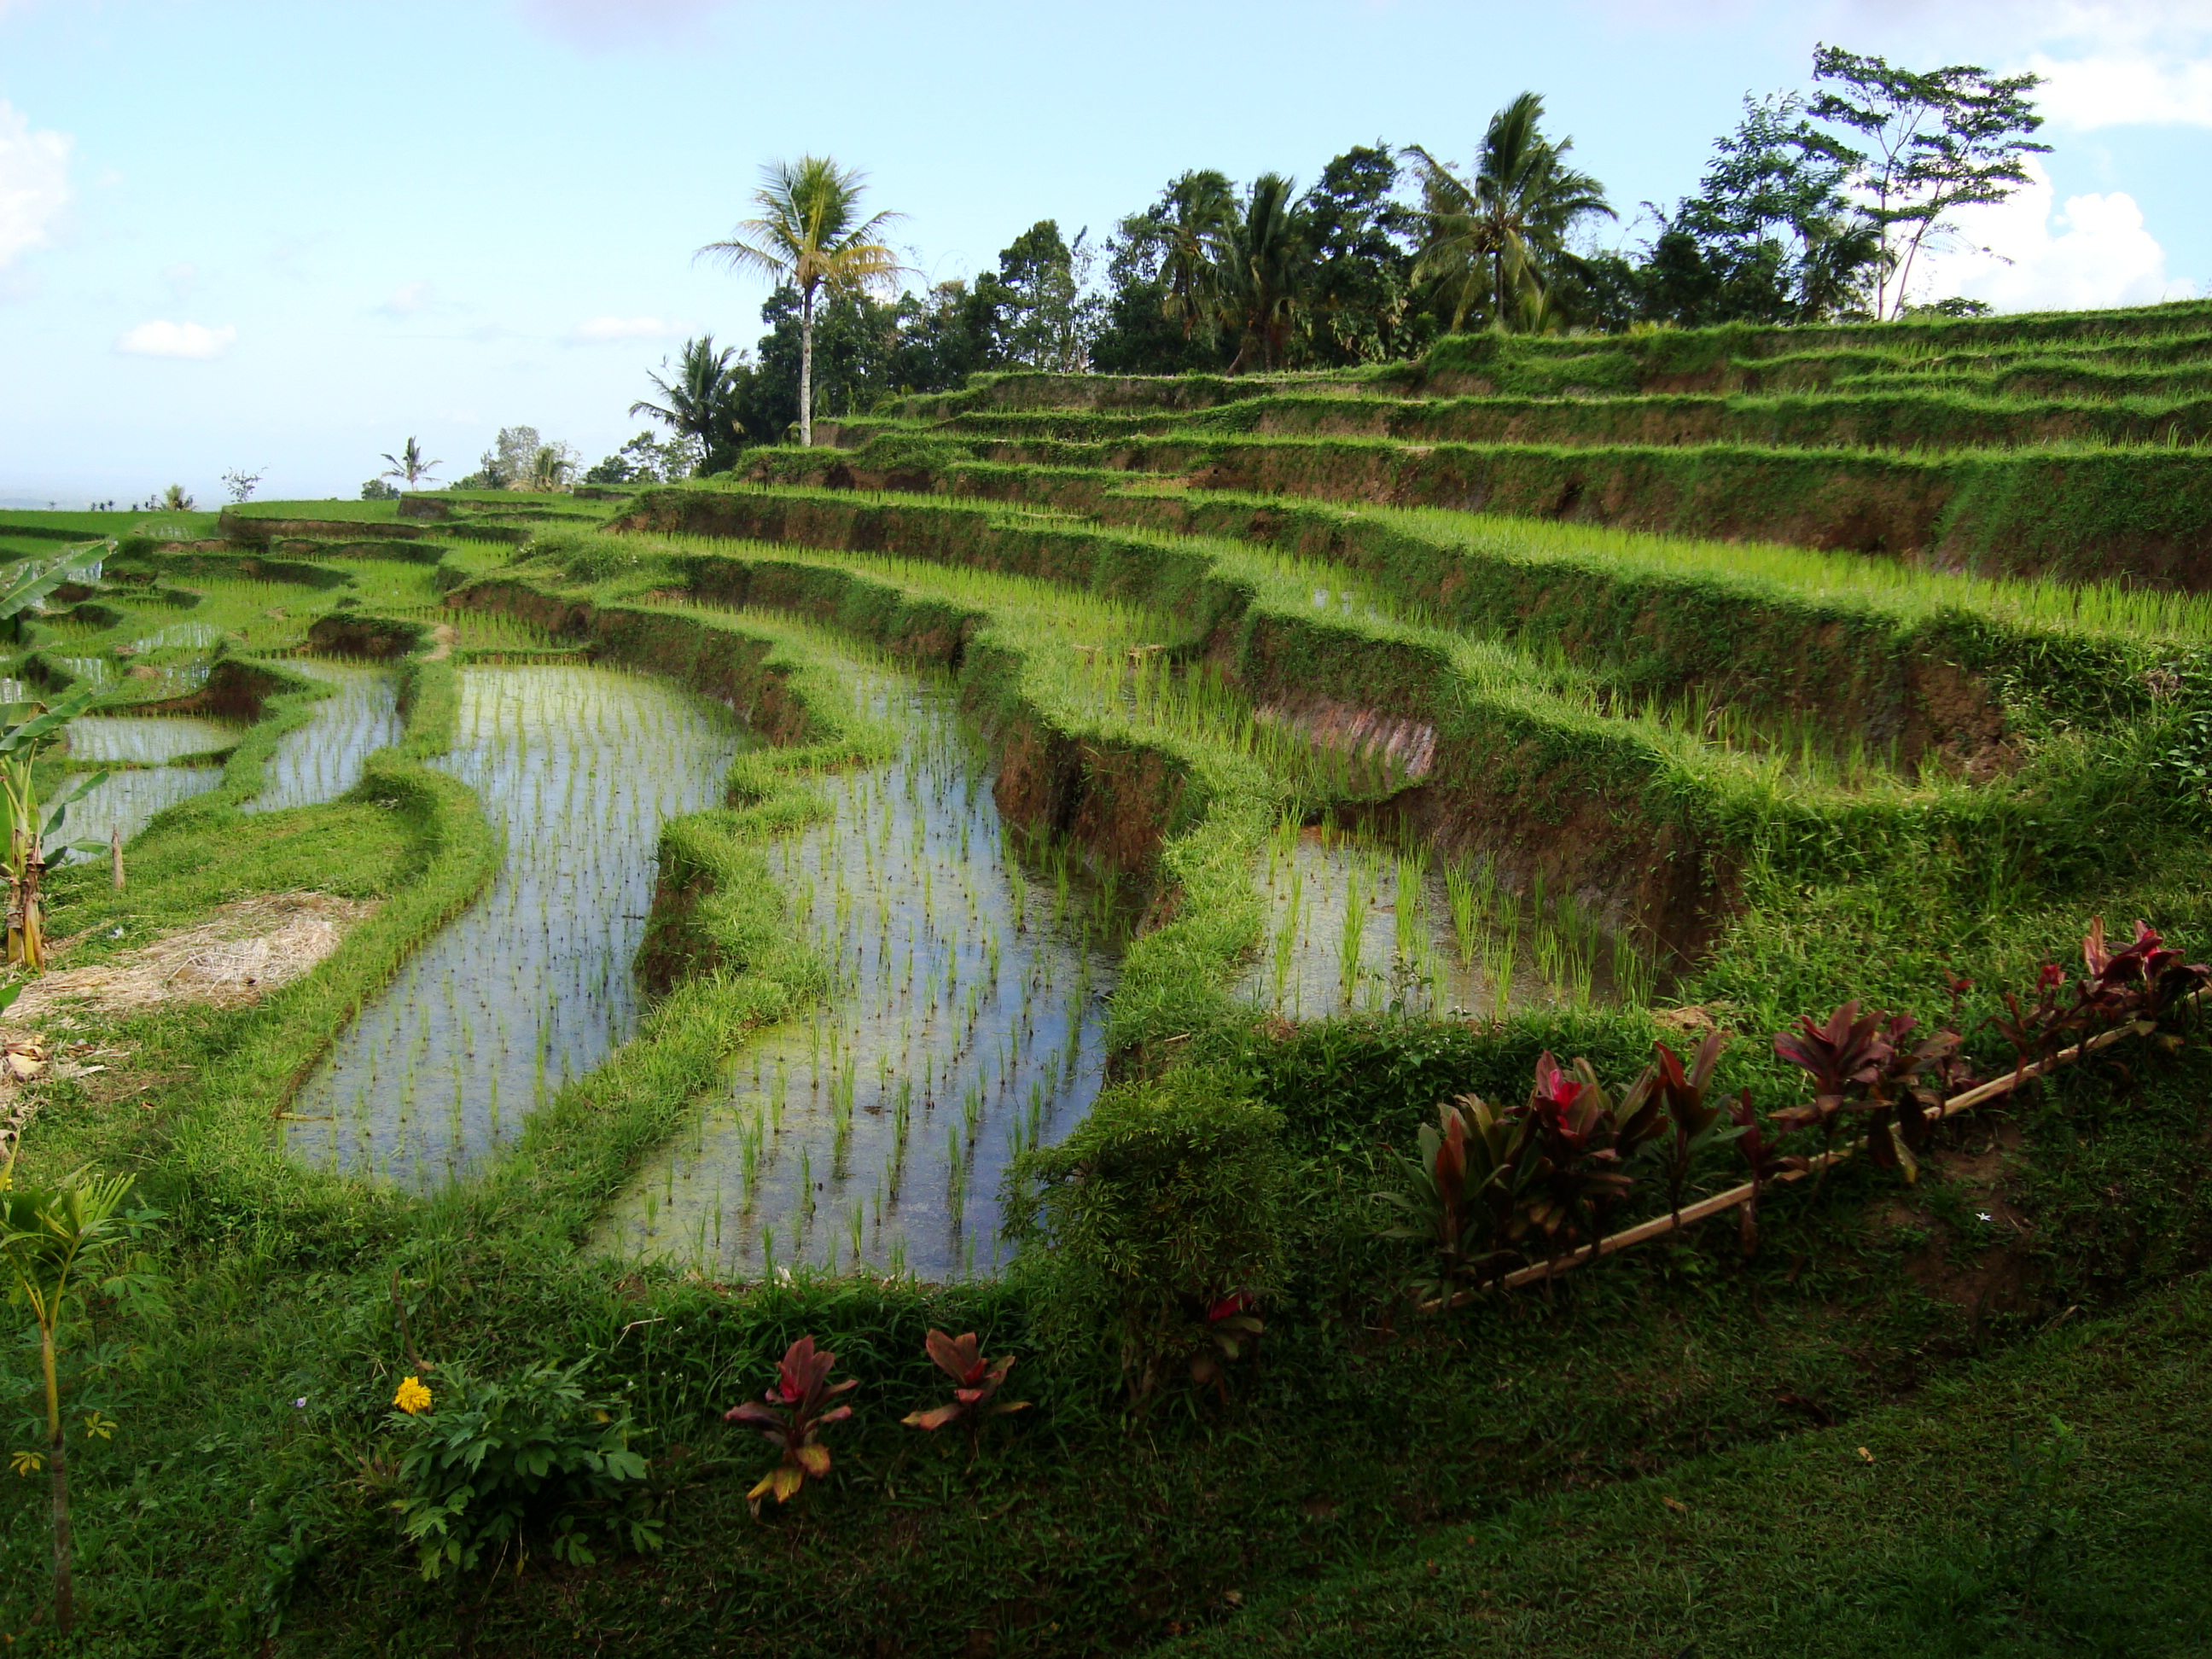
1994;917;2212;1084
1773;1004;1961;1184
1380;1050;1673;1297
1726;1086;1806;1255
901;1330;1029;1458
1641;1032;1742;1226
1388;914;2210;1305
724;1336;856;1515
1191;1292;1263;1399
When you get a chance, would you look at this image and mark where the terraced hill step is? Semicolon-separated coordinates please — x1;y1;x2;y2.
843;387;2212;454
614;486;2149;970
766;426;2212;584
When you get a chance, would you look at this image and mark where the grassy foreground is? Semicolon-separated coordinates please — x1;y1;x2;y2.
1152;1271;2212;1659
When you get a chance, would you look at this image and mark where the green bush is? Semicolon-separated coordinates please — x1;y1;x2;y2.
1004;1068;1289;1398
385;1359;660;1580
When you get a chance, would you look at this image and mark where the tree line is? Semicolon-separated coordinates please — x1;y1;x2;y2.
592;42;2048;474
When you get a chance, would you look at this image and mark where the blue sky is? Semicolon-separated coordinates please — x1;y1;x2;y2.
3;0;2209;504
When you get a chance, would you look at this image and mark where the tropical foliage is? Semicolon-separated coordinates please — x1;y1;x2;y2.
699;155;905;446
1405;91;1615;334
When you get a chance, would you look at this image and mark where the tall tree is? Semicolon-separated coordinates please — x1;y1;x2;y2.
1644;92;1881;326
886;280;992;392
699;157;905;446
630;335;747;473
1092;171;1237;375
1405;93;1615;333
1298;144;1424;367
1809;45;2048;318
974;221;1098;372
1214;173;1308;374
380;437;441;490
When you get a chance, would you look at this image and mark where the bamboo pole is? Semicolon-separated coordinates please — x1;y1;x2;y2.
1424;1016;2160;1309
109;826;123;892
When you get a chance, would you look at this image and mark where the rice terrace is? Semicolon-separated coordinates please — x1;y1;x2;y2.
3;9;2211;1656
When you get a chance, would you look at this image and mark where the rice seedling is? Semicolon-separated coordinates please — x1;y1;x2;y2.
600;645;1115;1282
286;664;743;1183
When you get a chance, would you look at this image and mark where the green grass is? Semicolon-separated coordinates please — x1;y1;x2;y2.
1374;502;2212;640
1150;1271;2212;1658
231;498;405;522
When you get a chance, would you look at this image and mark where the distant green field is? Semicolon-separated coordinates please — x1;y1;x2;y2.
230;498;404;521
0;509;221;563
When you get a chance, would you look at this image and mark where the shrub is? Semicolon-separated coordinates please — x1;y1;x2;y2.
723;1336;857;1514
384;1359;659;1580
1004;1067;1288;1400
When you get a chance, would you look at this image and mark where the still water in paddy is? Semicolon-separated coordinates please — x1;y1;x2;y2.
287;665;742;1185
245;659;402;813
1238;818;1649;1020
49;713;236;860
604;668;1117;1282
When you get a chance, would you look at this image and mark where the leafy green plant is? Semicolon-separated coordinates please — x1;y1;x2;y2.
725;1336;857;1513
0;1166;162;1637
900;1330;1029;1457
1004;1067;1288;1400
1377;1092;1531;1298
2000;1414;2084;1589
386;1359;659;1579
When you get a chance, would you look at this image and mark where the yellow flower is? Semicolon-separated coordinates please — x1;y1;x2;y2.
393;1376;433;1415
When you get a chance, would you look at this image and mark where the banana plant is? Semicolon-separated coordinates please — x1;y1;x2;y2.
0;543;109;638
0;541;120;969
0;686;110;971
1;1166;163;1639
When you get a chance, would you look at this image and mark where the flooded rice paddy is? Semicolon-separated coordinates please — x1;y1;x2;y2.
1238;818;1649;1019
48;766;222;859
285;664;742;1185
603;662;1116;1282
49;713;236;860
63;713;235;764
244;659;402;813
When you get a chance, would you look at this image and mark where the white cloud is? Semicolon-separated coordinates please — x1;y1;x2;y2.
516;0;731;48
1913;160;2194;312
2029;49;2212;126
568;314;679;343
0;101;71;269
378;280;434;316
114;320;237;359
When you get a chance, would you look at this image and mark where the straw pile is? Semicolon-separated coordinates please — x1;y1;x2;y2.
7;890;379;1022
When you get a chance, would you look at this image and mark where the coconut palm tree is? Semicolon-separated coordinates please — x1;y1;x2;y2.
631;335;742;472
698;157;905;446
1152;170;1237;345
1214;173;1308;374
380;437;442;490
1406;93;1615;333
